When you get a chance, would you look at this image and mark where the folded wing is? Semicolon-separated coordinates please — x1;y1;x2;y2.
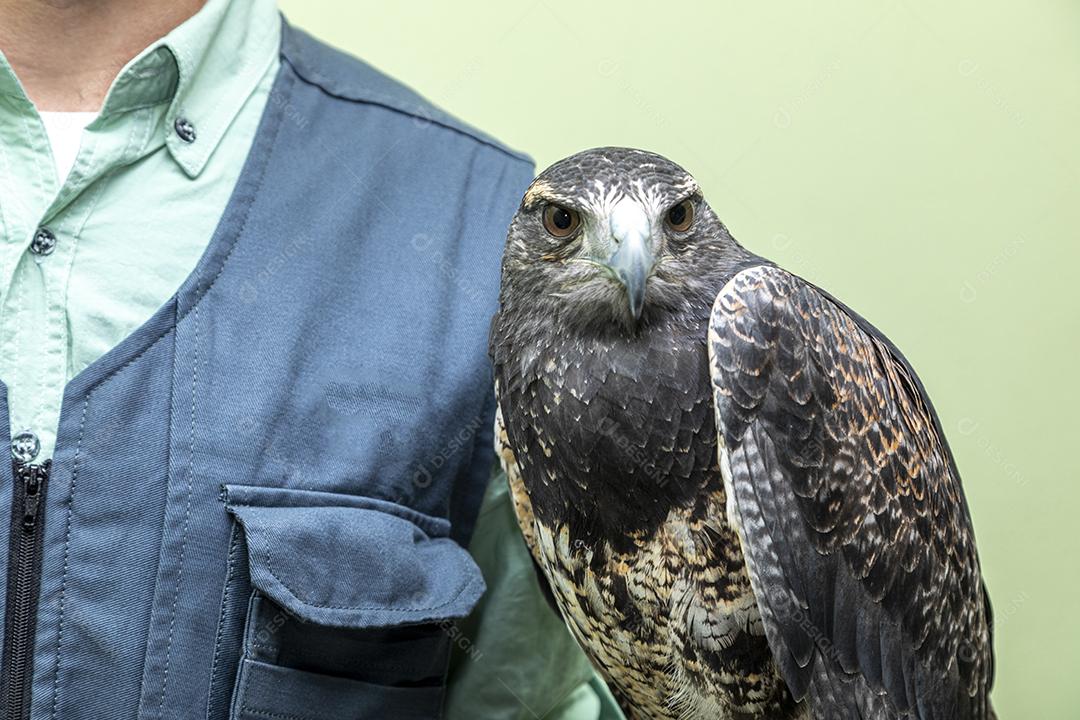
707;265;993;720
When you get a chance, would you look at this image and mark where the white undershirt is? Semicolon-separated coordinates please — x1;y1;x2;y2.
38;111;97;184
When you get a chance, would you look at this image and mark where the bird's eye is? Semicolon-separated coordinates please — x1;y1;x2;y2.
542;204;581;238
665;199;695;232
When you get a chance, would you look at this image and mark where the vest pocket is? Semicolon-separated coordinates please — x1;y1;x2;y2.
221;484;486;720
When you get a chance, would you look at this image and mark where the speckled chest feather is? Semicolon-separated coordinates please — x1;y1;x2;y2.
494;316;803;719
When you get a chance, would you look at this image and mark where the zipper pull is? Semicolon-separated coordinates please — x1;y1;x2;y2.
16;461;49;532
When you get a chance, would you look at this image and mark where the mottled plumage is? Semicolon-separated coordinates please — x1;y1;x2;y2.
490;148;993;720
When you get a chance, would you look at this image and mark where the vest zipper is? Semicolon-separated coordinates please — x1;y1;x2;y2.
1;459;50;720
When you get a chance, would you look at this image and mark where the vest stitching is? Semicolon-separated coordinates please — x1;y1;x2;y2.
156;283;199;714
47;395;90;720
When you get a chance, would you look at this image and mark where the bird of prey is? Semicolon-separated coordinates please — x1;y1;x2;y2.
490;147;994;720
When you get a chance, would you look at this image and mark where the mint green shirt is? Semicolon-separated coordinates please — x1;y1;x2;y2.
0;0;619;717
0;0;280;461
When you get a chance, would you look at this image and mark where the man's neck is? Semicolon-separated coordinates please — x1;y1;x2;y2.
0;0;206;111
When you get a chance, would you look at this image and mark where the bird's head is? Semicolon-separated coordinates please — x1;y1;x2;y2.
500;147;746;334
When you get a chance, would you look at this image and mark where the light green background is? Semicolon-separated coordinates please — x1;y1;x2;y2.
281;2;1079;716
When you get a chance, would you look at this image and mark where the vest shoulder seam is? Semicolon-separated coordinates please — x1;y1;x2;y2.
279;27;532;166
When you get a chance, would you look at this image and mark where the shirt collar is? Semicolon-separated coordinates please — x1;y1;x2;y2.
98;0;281;178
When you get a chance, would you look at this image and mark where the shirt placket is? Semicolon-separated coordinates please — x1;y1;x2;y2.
0;103;157;462
0;90;62;463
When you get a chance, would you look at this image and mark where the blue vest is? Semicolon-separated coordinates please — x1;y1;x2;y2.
0;23;533;720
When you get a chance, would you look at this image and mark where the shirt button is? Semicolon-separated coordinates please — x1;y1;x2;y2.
11;430;40;464
30;227;57;256
173;117;196;143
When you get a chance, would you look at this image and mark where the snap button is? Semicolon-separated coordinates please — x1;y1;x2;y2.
30;227;56;256
10;430;40;464
173;117;196;143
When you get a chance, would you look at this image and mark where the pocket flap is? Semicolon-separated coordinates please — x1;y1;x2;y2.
223;484;485;628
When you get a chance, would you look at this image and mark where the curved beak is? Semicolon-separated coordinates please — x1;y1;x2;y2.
603;202;655;320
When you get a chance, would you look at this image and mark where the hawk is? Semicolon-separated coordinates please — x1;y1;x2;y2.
489;147;994;719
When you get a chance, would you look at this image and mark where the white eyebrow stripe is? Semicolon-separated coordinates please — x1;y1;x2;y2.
576;172;700;219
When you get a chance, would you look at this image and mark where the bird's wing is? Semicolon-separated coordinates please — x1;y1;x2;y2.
706;264;993;720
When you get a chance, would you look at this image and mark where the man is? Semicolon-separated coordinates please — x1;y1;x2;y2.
0;0;619;717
